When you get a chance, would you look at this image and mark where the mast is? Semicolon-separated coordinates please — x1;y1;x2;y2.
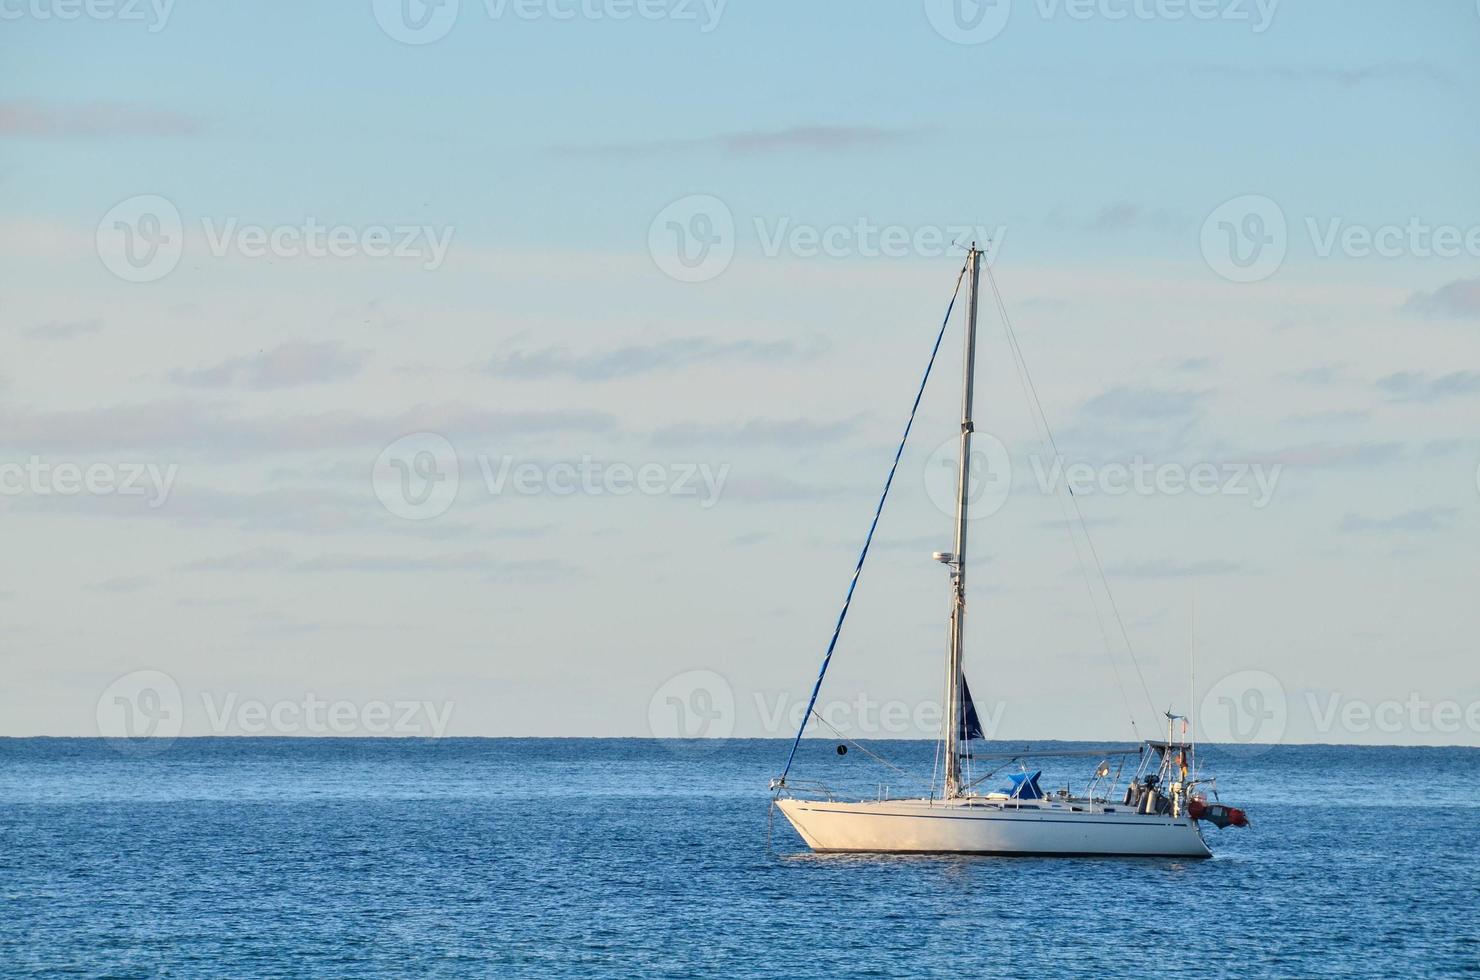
943;244;983;799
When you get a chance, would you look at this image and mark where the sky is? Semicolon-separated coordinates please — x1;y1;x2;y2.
2;0;1478;748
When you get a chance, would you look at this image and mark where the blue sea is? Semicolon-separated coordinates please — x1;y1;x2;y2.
2;739;1477;977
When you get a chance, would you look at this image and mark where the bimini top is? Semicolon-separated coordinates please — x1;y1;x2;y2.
1005;770;1045;800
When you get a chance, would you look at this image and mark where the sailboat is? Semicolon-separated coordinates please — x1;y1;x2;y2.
770;245;1248;857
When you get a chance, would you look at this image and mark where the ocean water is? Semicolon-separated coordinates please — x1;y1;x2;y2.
2;739;1477;978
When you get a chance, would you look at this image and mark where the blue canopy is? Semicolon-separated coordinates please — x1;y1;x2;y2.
1005;770;1045;800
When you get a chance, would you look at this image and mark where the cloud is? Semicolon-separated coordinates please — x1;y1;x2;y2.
1081;386;1206;421
1108;559;1245;578
84;575;151;592
23;319;103;341
1046;202;1184;234
0;400;614;453
0;101;202;138
179;547;295;572
1339;508;1457;533
1176;61;1453;88
1248;441;1405;469
1376;371;1480;403
718;474;840;502
178;547;576;578
1284;364;1344;386
549;125;919;157
169;341;367;389
649;416;859;448
489;336;820;382
1086;203;1182;233
105;484;559;539
1401;277;1480;320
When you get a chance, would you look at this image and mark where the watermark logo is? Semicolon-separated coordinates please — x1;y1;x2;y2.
1305;692;1480;740
373;438;731;520
483;0;727;29
96;195;455;282
96;194;183;283
649;669;735;741
374;0;726;44
754;690;1004;739
649;199;1006;281
199;217;453;270
97;669;184;755
1033;455;1282;509
201;692;454;736
1305;216;1480;261
1198;669;1287;755
1201;194;1287;283
1201;197;1480;283
1031;0;1278;30
0;457;179;508
1;0;175;31
373;432;460;520
923;0;1012;44
925;0;1277;44
373;0;460;44
923;431;1013;521
754;218;1005;261
477;454;730;509
97;672;455;750
649;194;735;283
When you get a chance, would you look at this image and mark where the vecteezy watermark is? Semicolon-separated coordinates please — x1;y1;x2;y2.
0;0;174;31
96;194;184;283
97;669;456;751
1199;668;1480;749
373;432;461;521
477;455;730;508
96;195;455;283
372;434;731;520
754;690;1005;739
923;433;1014;520
923;0;1013;43
1200;194;1288;283
200;692;454;737
921;437;1283;520
648;194;1006;284
373;0;727;45
0;456;178;508
1201;194;1480;283
1198;669;1287;756
97;670;184;755
754;218;1006;263
648;194;736;283
646;669;1007;743
649;669;735;743
1305;692;1480;740
1031;455;1283;509
924;0;1278;45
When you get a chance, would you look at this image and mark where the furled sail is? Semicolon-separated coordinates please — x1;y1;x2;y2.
961;675;985;741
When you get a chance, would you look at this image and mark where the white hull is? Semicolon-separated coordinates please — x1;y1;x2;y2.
776;797;1212;858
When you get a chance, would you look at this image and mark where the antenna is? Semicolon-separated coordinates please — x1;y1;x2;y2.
1189;587;1197;770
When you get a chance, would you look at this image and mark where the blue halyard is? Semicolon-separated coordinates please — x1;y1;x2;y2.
776;261;968;786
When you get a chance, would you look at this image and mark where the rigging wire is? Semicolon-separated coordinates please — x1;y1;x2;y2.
775;260;970;787
981;260;1159;736
807;710;934;791
978;260;1138;735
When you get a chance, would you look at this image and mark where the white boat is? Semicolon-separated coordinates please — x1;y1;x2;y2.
776;796;1210;858
770;244;1247;857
